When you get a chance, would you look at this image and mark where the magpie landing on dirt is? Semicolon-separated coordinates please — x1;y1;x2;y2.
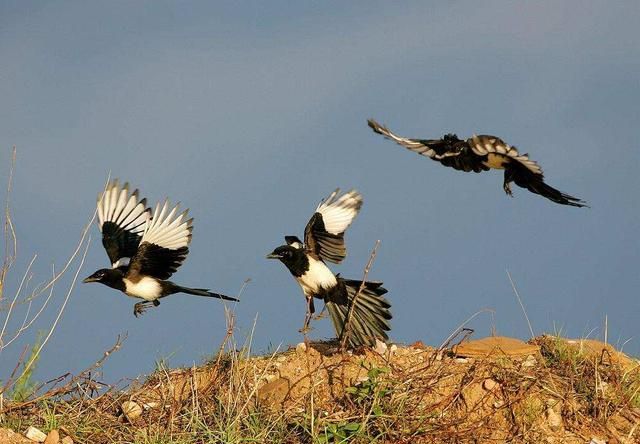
83;180;238;317
368;119;587;207
267;189;391;348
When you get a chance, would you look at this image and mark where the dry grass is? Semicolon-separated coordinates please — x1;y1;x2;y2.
1;330;639;444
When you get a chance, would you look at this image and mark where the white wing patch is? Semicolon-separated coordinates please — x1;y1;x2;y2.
470;135;543;176
316;189;363;235
97;180;149;235
141;200;193;250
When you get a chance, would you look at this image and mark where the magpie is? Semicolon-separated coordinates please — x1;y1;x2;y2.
368;119;587;207
83;179;238;317
266;189;391;348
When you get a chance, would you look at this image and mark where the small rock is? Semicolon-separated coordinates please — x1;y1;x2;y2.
257;377;290;407
522;355;537;368
25;426;47;442
44;429;59;444
546;407;563;432
61;437;74;444
598;381;609;394
493;400;504;408
121;400;143;422
141;401;159;410
454;358;468;364
295;342;307;354
483;378;498;391
356;374;369;384
264;373;278;383
373;339;388;355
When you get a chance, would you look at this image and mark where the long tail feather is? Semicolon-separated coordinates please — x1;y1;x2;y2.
177;285;239;302
524;180;588;207
325;278;391;348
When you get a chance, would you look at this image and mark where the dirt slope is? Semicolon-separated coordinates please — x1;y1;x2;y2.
2;335;639;443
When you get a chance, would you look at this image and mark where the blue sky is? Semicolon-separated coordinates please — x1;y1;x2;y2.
1;1;639;384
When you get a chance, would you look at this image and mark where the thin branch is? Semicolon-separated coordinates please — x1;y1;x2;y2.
506;269;534;339
340;239;381;351
437;308;495;351
2;334;126;412
1;147;18;292
10;235;92;387
0;254;36;347
1;265;57;349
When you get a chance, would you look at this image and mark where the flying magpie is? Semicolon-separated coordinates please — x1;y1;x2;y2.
266;189;391;348
83;179;238;317
368;119;587;207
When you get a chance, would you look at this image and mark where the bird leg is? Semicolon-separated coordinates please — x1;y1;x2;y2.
133;300;160;317
299;296;315;334
503;170;514;197
503;180;513;196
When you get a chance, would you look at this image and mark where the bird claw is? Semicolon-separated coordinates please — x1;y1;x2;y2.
299;324;314;334
312;307;327;321
133;301;157;317
503;182;513;197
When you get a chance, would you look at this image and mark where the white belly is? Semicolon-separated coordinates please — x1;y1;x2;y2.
296;257;337;296
483;153;507;169
124;276;162;301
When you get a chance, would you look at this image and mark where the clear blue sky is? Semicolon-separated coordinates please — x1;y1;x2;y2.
1;1;638;384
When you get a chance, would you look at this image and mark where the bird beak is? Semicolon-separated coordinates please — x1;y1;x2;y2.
83;276;98;283
266;252;280;259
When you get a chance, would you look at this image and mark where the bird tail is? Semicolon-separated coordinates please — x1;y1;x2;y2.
513;173;588;207
324;278;392;348
529;181;588;207
176;285;239;302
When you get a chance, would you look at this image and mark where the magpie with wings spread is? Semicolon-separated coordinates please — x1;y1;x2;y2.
83;180;238;317
368;119;587;207
266;189;391;348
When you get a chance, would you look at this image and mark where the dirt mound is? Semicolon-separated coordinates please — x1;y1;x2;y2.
2;335;639;443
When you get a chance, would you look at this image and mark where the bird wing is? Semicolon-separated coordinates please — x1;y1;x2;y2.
468;134;543;175
367;119;489;173
127;200;193;280
96;179;150;268
303;189;363;264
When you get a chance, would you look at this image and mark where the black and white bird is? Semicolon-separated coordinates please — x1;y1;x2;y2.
266;189;391;348
83;180;238;317
368;119;587;207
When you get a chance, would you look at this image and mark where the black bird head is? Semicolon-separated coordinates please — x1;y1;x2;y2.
266;244;297;262
83;268;125;291
442;133;461;144
266;244;308;277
